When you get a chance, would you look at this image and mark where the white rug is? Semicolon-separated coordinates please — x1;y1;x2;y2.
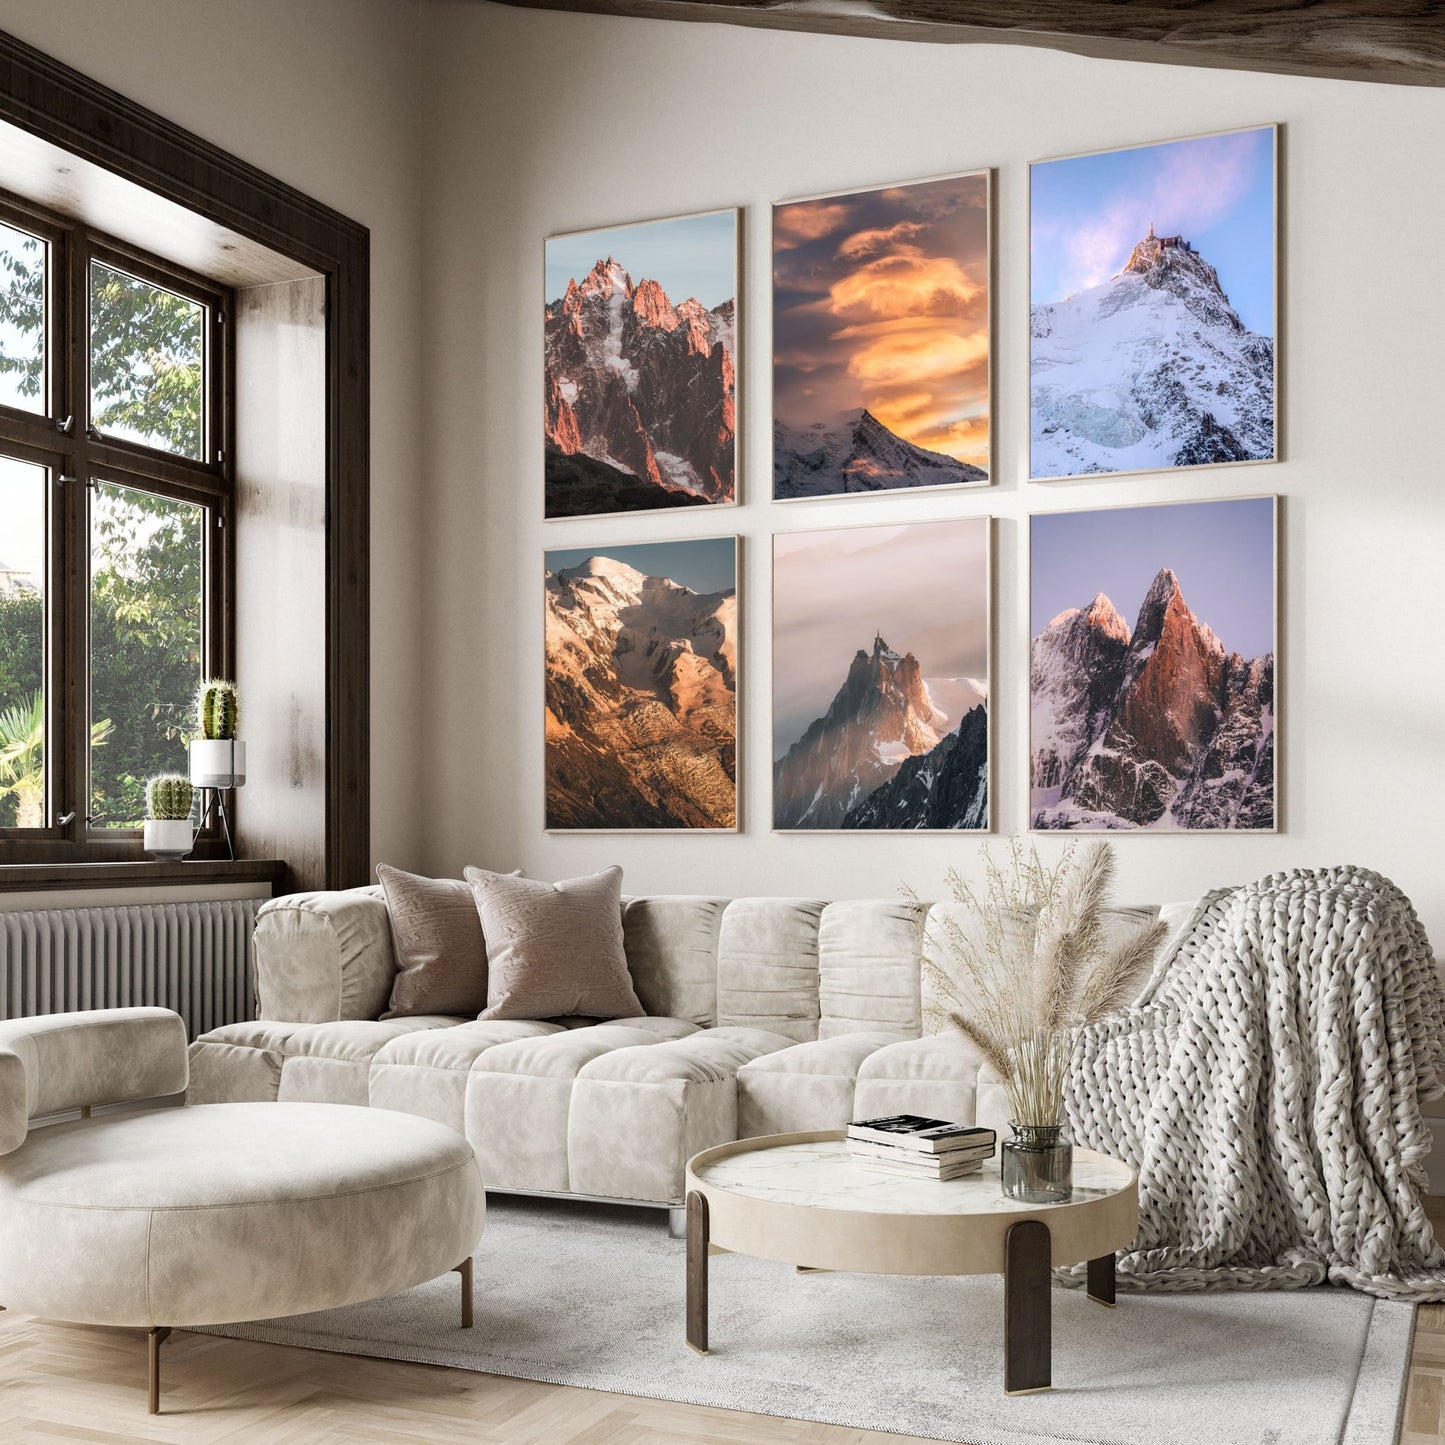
204;1195;1414;1445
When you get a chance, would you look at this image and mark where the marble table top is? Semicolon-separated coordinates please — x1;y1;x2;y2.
694;1138;1134;1217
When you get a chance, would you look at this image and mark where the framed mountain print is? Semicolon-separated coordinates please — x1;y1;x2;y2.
773;518;990;831
1029;125;1277;481
1030;495;1277;832
545;537;738;830
773;171;991;500
544;209;738;519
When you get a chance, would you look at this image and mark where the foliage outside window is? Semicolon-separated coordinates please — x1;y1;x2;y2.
0;194;230;856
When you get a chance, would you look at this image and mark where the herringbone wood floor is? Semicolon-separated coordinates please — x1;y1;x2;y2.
3;1204;1444;1443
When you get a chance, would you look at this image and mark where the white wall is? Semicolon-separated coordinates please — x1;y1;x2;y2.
0;0;428;869
418;2;1445;945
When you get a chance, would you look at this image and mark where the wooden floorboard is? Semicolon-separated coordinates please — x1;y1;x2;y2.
4;1206;1445;1443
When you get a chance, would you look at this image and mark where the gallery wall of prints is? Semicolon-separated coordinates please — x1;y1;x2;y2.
541;128;1276;840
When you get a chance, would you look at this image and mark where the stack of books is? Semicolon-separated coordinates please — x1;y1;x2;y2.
846;1115;997;1180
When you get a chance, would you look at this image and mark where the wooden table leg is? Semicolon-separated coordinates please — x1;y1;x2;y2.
456;1258;474;1328
686;1189;709;1356
1087;1251;1116;1308
1004;1220;1051;1395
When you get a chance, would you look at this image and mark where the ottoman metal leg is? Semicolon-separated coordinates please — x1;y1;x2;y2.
147;1326;171;1415
456;1258;474;1328
686;1189;709;1356
1003;1220;1051;1395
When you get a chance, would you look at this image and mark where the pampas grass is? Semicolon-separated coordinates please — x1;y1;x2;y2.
906;839;1168;1128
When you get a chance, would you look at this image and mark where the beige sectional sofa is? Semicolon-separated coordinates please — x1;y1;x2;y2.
188;886;1183;1230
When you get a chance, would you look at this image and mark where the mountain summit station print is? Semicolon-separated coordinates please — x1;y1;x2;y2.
1030;127;1276;480
545;211;737;518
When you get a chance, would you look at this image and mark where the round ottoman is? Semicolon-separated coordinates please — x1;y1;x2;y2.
0;1100;486;1411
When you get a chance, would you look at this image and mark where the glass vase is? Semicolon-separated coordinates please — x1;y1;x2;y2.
1001;1122;1073;1203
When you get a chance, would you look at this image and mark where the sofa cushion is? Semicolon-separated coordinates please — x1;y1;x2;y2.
622;896;726;1027
467;866;643;1022
715;899;823;1042
567;1026;797;1203
817;900;923;1040
851;1033;987;1127
464;1021;698;1194
377;863;505;1020
736;1032;899;1139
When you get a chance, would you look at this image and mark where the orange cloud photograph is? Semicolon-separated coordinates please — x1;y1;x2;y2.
773;171;991;499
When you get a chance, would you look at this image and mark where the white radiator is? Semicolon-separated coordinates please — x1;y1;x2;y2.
0;900;259;1039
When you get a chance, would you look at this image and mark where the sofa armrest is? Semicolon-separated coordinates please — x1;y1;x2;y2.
254;887;397;1022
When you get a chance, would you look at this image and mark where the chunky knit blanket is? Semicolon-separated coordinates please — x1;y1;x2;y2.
1061;866;1445;1300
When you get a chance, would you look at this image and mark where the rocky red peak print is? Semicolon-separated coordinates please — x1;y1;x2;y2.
545;544;737;831
544;254;736;519
1031;567;1273;831
773;634;984;831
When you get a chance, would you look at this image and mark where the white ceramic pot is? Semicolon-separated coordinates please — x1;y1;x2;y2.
143;818;194;860
189;738;246;788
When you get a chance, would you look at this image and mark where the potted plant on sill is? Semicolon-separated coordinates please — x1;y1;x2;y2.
143;774;194;860
189;679;245;788
911;840;1170;1203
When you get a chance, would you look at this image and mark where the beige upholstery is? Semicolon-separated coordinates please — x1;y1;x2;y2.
715;899;823;1041
852;1034;989;1124
817;900;923;1039
567;1026;796;1202
622;896;725;1026
253;887;396;1023
0;1007;188;1153
0;1101;483;1327
736;1033;900;1139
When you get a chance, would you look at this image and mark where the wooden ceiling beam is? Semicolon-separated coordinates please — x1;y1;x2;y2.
489;0;1445;88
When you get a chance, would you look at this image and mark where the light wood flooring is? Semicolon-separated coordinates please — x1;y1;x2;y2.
4;1206;1445;1444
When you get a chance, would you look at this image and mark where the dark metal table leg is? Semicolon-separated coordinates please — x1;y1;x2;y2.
147;1325;171;1415
1004;1220;1051;1395
456;1257;474;1327
1087;1251;1116;1308
686;1190;709;1356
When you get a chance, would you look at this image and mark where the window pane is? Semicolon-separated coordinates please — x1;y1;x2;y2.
89;481;204;829
0;222;46;415
89;262;205;460
0;456;47;828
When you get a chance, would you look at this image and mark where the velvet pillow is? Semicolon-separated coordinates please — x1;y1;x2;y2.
377;864;508;1020
465;865;643;1022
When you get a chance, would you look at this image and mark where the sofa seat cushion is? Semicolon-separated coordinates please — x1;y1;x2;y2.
736;1032;902;1139
567;1027;797;1205
851;1033;987;1127
188;1016;464;1108
0;1101;484;1329
464;1020;700;1194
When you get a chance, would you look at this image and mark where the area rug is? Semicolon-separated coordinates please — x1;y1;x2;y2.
203;1195;1414;1445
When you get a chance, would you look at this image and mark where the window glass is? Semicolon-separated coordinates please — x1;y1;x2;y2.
89;480;204;828
89;261;205;460
0;455;47;827
0;221;46;416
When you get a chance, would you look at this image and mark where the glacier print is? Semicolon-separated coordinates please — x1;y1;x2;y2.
1030;127;1276;480
773;172;990;499
545;539;737;830
773;519;989;831
1031;497;1276;832
544;211;736;518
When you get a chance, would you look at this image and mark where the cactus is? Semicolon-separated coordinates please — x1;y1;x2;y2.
196;679;239;740
146;774;194;821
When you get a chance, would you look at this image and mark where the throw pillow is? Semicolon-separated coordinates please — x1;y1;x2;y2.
465;865;643;1022
377;863;508;1020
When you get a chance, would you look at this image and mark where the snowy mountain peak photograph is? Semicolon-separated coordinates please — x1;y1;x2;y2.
545;538;737;830
544;210;737;518
773;519;989;832
1030;126;1276;480
773;171;990;499
1030;497;1276;832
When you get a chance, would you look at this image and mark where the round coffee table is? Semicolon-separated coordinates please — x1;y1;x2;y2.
683;1129;1137;1395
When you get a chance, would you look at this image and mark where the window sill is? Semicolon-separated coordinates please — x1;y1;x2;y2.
0;858;288;894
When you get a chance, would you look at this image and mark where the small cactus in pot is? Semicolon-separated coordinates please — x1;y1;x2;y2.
143;774;194;859
189;678;246;788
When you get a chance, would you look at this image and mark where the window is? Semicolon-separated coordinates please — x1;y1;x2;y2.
0;193;230;859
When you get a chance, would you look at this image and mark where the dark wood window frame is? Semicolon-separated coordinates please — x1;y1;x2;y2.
0;193;234;863
0;28;370;891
